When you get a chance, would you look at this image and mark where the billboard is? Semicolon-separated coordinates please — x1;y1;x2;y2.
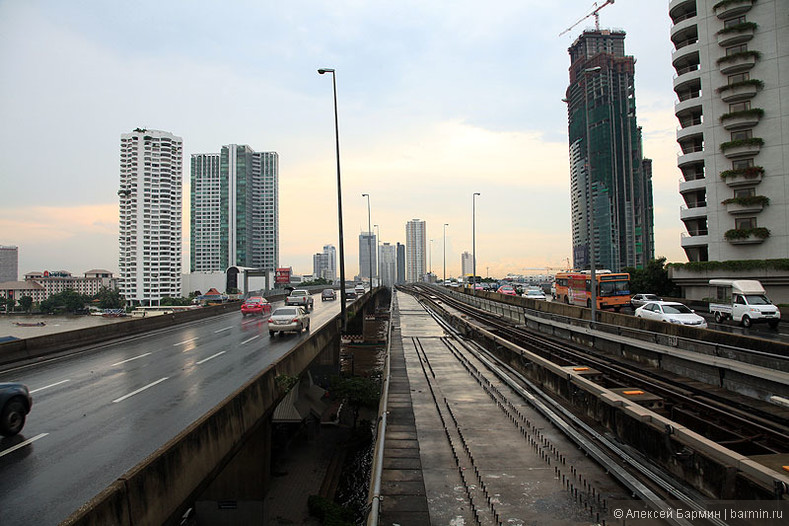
275;268;291;284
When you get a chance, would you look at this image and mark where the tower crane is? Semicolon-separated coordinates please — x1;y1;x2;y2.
559;0;615;36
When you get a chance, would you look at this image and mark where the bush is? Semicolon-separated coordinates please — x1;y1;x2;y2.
307;495;354;526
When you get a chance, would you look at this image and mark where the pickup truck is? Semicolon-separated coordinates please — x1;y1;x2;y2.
285;289;314;311
708;279;780;328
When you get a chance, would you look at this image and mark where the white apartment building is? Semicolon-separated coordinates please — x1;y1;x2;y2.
671;0;789;261
118;128;183;305
379;242;397;287
461;251;475;278
405;219;426;282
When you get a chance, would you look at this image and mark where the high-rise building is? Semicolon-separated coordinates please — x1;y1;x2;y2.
461;251;474;277
358;232;377;282
396;243;406;284
405;219;426;282
379;243;397;287
670;0;788;262
118;128;183;305
190;145;279;272
313;244;336;281
566;30;654;272
0;246;18;283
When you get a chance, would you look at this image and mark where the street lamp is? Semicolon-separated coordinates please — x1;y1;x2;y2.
362;193;373;288
443;223;449;285
472;192;481;289
318;67;346;328
429;239;434;280
374;224;380;285
583;66;601;323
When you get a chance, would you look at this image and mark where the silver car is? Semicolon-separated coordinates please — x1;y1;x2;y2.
268;307;310;336
630;293;661;309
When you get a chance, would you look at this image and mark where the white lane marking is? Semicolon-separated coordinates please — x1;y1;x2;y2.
0;433;49;458
112;377;169;403
30;380;70;394
241;335;260;345
174;337;199;346
214;327;233;333
196;351;226;365
111;353;152;366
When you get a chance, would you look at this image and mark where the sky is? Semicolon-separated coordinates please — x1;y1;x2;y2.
0;0;686;281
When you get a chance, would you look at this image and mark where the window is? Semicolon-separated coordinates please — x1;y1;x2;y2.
734;188;755;198
732;159;754;170
729;101;751;112
726;44;748;55
731;130;752;141
728;72;750;84
724;16;747;28
735;217;757;230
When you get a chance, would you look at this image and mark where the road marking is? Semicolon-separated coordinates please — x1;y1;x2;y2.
214;327;233;333
174;337;199;346
241;335;260;345
0;433;49;458
111;353;152;366
30;380;70;394
113;377;169;403
196;351;226;365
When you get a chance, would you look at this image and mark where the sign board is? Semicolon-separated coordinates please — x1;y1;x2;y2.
275;268;291;284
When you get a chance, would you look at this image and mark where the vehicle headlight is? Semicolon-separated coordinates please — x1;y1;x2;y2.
669;318;682;324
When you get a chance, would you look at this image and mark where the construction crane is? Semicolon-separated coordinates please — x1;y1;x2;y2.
559;0;615;36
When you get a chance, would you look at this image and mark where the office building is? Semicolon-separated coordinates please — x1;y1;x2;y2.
0;245;18;282
380;242;397;287
461;251;474;278
670;0;789;261
405;219;427;282
118;128;183;305
358;232;377;282
313;244;336;281
565;29;654;272
190;145;279;272
396;243;406;284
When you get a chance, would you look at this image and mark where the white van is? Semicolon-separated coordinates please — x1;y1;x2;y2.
708;279;781;328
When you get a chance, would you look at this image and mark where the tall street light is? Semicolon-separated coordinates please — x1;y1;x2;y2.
584;66;601;323
443;223;449;285
318;67;346;328
472;192;481;288
429;239;434;280
374;224;380;284
362;193;373;288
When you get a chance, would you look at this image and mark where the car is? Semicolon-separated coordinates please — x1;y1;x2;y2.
0;382;32;437
268;306;310;336
630;293;662;309
285;289;314;311
354;284;366;296
496;285;517;296
523;289;546;301
634;301;707;329
240;296;272;316
344;289;357;301
321;288;337;301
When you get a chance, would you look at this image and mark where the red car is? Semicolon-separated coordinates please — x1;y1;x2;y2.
496;285;517;296
241;296;272;316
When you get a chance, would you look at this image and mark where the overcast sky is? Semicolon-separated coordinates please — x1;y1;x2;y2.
0;0;684;280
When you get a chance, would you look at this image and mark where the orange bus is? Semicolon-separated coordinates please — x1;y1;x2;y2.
555;271;631;311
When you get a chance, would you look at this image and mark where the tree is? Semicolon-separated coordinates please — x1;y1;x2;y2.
38;289;89;314
331;376;380;429
18;296;33;313
93;287;125;309
160;296;192;306
624;257;679;297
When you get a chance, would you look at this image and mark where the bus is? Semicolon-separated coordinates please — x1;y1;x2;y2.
554;271;631;311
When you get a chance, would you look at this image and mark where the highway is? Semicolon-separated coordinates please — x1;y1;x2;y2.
0;296;341;526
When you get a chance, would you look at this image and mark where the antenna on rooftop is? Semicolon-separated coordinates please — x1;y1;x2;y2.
559;0;615;36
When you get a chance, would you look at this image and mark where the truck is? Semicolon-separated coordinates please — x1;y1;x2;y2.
708;279;781;328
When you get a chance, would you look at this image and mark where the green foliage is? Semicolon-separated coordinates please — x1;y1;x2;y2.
18;296;33;313
719;108;764;122
716;50;761;65
720;137;764;152
307;495;354;526
724;227;770;240
38;289;89;314
623;257;679;297
159;296;193;306
720;166;764;179
299;277;331;287
716;79;764;93
93;287;125;309
668;258;789;272
721;195;769;206
331;375;381;429
275;374;299;393
714;0;756;10
716;21;758;34
0;296;11;312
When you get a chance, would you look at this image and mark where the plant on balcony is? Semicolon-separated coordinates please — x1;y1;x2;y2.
716;50;761;65
716;21;758;35
719;108;764;122
713;0;756;10
721;195;769;206
724;227;770;240
720;137;763;152
720;165;764;179
715;79;764;93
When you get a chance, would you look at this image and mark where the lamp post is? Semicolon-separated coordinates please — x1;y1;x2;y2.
584;66;601;323
429;239;434;281
472;192;481;289
362;193;373;289
318;67;346;328
374;224;380;285
443;223;449;285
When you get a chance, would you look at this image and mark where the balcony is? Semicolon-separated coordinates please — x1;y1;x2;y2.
677;123;703;143
675;96;703;116
725;200;765;215
718;51;758;75
680;203;708;220
672;42;700;69
677;150;705;168
681;232;709;248
713;0;753;19
679;177;706;194
725;227;769;245
716;23;756;47
720;108;763;131
721;166;764;187
719;81;760;103
721;138;763;159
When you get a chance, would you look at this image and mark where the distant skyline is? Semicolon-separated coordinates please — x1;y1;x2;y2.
0;1;685;280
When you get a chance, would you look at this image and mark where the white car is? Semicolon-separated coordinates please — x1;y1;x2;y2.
630;293;661;309
635;301;707;329
268;307;310;336
523;289;546;301
285;289;314;310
